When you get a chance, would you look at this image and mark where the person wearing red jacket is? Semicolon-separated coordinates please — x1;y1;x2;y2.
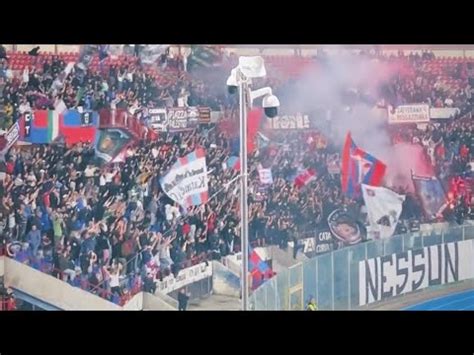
460;144;469;159
1;288;16;311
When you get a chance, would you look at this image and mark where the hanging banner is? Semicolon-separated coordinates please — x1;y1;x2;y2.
387;104;430;124
23;112;33;137
268;114;310;130
94;128;133;163
412;173;446;219
160;148;209;207
327;209;364;245
429;107;460;120
156;262;213;294
19;110;60;143
19;110;98;145
292;229;336;257
167;107;200;132
62;110;98;145
146;107;211;132
147;108;168;132
198;107;211;124
359;240;474;306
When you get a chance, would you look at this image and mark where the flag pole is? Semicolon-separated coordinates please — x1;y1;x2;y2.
239;69;250;311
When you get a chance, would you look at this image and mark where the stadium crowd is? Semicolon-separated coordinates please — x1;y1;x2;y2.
0;45;226;131
1;46;474;305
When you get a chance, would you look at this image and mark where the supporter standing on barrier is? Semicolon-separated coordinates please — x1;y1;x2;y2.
178;288;190;311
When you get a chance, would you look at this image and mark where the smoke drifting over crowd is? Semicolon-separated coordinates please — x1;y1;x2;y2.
274;52;431;191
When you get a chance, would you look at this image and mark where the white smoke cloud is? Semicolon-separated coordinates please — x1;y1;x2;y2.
272;51;431;190
275;53;395;147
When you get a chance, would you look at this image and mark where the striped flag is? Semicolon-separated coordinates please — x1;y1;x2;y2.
160;148;209;208
20;110;60;144
341;132;386;198
249;247;274;290
47;111;60;142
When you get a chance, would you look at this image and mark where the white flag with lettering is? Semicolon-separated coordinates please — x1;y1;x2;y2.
160;148;209;208
361;184;405;240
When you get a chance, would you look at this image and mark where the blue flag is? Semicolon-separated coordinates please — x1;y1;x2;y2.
412;173;446;218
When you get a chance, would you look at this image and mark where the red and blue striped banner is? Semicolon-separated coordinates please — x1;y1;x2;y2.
341;132;386;198
160;148;209;208
19;110;98;145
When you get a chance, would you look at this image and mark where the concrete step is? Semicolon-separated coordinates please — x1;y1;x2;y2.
188;294;240;311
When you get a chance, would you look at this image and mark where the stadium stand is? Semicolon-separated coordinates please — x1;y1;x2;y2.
1;45;473;307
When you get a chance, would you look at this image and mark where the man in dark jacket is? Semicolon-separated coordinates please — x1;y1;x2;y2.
178;288;190;311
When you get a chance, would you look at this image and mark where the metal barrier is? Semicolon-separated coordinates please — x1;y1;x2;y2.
4;248;214;307
249;224;474;310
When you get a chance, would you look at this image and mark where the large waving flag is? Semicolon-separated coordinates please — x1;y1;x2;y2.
361;184;405;240
412;172;446;219
341;132;386;198
225;108;264;155
247;108;263;153
160;148;209;208
249;247;274;290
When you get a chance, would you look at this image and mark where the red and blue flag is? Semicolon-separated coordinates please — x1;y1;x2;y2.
226;156;241;171
341;132;386;198
19;109;98;146
249;247;274;290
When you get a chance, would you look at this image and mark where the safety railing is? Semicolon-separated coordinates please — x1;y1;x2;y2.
4;248;214;307
249;223;474;310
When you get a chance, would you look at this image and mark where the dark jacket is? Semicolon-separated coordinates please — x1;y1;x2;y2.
178;291;189;310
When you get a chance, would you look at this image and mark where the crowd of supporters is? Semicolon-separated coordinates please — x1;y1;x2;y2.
1;46;474;305
0;128;243;304
0;45;227;131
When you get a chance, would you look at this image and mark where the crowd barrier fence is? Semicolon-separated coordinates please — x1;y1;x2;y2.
250;224;474;310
